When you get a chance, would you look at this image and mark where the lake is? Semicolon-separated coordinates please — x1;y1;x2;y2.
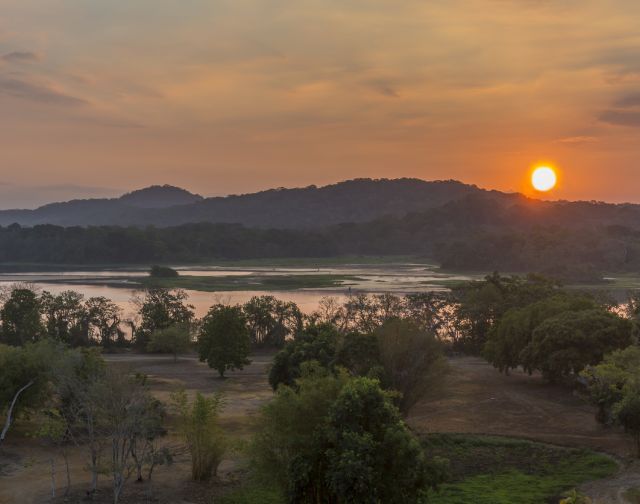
0;263;475;318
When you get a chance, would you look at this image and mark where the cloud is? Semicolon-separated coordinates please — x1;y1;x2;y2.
0;77;86;106
2;51;40;63
367;80;400;98
555;136;598;144
599;110;640;128
614;93;640;108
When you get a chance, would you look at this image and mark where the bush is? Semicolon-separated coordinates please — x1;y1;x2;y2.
147;323;191;362
172;390;227;481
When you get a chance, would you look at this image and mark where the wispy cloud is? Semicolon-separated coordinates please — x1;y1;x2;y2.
0;77;86;106
599;110;640;128
2;51;40;63
613;93;640;108
555;136;599;144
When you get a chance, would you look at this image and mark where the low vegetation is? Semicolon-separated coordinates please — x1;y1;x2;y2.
423;434;617;504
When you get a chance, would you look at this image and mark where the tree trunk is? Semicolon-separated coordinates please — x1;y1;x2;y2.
1;380;35;445
63;449;72;495
50;457;56;498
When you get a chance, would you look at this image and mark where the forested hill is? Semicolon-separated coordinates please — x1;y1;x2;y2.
1;192;640;279
0;178;493;228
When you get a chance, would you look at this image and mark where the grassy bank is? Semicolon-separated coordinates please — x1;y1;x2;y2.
138;273;362;291
424;434;617;504
218;434;617;504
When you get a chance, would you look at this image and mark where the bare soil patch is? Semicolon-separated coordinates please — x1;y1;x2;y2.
409;356;631;457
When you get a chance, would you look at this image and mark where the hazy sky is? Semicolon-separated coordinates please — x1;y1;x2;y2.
1;0;640;208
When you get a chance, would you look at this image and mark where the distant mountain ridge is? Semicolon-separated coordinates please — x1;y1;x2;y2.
118;185;203;208
0;178;500;228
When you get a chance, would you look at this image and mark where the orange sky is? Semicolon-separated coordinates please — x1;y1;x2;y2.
1;0;640;208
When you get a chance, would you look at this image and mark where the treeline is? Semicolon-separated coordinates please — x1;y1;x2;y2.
3;193;640;280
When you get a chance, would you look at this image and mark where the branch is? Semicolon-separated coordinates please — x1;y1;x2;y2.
1;380;35;443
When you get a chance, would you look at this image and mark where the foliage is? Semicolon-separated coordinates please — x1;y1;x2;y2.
581;345;640;424
375;318;448;413
218;483;285;504
149;265;179;278
613;379;640;457
255;367;447;503
484;293;601;375
134;287;194;349
288;377;447;503
252;363;349;488
147;323;191;362
0;285;123;349
0;287;43;346
172;390;226;481
3;183;640;281
0;339;68;444
450;273;560;354
243;295;302;347
268;323;339;390
423;434;616;504
334;331;382;378
198;304;251;377
519;309;632;382
559;489;593;504
92;368;163;504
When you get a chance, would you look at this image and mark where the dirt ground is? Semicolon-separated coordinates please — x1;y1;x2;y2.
2;354;638;503
409;356;631;456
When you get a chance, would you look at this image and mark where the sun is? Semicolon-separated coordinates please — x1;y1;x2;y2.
531;166;557;192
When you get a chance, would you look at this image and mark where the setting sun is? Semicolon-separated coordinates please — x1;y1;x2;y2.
531;167;557;192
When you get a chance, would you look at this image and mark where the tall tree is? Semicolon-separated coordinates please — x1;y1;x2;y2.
0;287;43;346
198;304;251;377
134;288;194;349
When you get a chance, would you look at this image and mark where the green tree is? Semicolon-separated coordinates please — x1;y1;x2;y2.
134;288;194;349
521;309;632;382
252;363;348;488
0;340;65;446
0;287;43;346
290;377;447;503
268;323;339;390
451;273;559;354
375;319;447;414
85;296;123;348
614;379;640;457
335;331;382;378
147;323;191;362
198;304;251;377
243;295;303;348
581;345;640;424
484;293;599;375
40;290;87;345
